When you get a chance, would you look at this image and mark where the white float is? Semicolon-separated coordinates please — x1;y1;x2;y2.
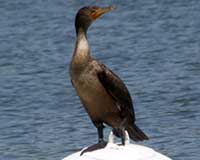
63;131;172;160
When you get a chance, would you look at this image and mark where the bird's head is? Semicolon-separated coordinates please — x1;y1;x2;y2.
75;6;115;34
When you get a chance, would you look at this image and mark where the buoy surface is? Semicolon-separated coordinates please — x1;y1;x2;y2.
62;131;172;160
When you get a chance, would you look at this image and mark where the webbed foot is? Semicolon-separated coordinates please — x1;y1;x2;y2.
80;141;107;156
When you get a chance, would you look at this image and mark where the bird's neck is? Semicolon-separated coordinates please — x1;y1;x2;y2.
76;28;89;53
71;28;91;74
73;28;90;64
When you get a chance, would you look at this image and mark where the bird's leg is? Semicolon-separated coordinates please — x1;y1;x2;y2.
120;118;127;145
111;117;127;145
80;123;107;156
112;127;126;145
97;123;104;143
121;127;126;145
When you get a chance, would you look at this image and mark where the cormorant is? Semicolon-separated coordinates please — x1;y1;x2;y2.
70;6;148;145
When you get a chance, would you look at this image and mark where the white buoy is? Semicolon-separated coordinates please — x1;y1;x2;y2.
63;131;172;160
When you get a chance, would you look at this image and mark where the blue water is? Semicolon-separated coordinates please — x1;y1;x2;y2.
0;0;200;159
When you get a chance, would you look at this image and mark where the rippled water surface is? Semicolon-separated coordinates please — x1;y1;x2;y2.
0;0;200;160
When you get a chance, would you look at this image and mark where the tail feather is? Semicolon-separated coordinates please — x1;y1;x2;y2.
126;124;149;141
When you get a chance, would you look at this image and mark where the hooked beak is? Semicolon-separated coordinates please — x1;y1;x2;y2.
91;6;116;20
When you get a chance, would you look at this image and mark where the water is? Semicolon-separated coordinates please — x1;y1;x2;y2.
0;0;199;159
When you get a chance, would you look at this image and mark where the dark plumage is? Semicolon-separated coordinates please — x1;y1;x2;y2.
70;6;148;144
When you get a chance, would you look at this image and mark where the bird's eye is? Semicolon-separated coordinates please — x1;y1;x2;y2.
91;6;98;13
91;10;96;13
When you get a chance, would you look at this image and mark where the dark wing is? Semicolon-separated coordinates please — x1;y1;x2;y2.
97;63;135;122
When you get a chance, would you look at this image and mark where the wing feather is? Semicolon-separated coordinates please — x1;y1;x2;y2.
97;63;135;121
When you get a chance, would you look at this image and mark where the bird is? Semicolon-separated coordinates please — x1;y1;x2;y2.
70;6;149;145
